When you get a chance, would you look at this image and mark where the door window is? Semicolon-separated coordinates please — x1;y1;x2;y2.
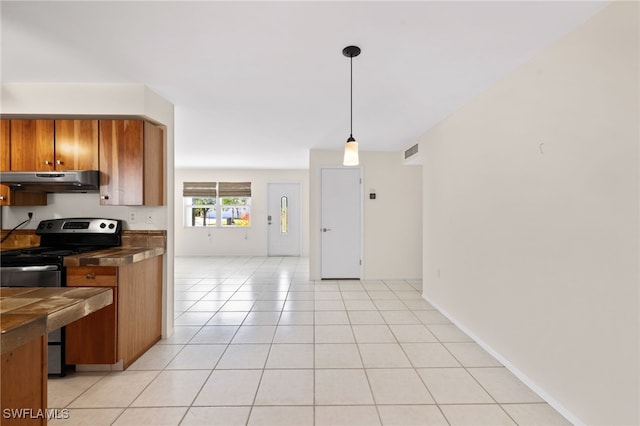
280;196;288;233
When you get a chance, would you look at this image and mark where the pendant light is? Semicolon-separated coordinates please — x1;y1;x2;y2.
342;45;361;166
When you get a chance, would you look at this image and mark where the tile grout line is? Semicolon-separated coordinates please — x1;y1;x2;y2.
51;257;563;425
380;277;447;425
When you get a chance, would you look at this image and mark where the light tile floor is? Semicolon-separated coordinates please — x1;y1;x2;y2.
49;256;571;425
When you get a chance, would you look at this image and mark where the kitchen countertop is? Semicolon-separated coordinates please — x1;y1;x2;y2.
0;287;113;354
63;246;165;267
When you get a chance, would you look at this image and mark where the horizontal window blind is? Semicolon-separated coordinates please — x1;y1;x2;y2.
183;182;217;197
218;182;251;197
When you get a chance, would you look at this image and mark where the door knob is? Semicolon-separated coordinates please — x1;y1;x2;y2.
322;228;332;232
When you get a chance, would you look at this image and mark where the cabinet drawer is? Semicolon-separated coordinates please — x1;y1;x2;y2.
67;266;117;287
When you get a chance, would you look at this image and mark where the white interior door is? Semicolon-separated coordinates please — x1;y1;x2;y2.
268;183;301;256
321;168;361;279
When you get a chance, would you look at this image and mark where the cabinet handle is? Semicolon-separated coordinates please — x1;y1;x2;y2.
44;160;51;165
56;160;62;165
100;195;109;200
86;273;95;280
0;196;5;201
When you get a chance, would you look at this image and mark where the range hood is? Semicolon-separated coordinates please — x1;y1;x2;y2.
0;170;100;193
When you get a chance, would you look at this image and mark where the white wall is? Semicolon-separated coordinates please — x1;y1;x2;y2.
174;168;309;257
309;150;422;280
0;83;176;338
419;3;639;425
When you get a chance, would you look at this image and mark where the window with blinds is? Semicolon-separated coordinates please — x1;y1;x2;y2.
218;182;251;197
183;182;251;228
183;182;217;198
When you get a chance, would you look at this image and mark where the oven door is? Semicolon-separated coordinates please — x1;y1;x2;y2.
0;265;62;287
0;264;66;375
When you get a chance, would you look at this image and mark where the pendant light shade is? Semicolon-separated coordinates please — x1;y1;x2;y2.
342;45;361;166
343;137;359;166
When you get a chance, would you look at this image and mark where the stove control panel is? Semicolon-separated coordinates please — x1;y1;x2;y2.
37;218;122;235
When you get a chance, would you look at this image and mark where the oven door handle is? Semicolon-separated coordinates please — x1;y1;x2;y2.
1;265;61;272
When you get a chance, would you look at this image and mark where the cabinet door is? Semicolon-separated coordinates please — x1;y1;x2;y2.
1;119;9;171
54;120;99;170
0;185;8;206
99;120;144;205
0;188;47;207
10;119;55;171
66;267;118;365
1;335;47;426
1;120;48;206
65;289;118;365
0;121;10;206
118;257;162;368
143;121;165;206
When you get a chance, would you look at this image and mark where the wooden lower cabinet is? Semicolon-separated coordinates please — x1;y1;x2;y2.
1;335;47;426
65;256;162;369
65;288;117;364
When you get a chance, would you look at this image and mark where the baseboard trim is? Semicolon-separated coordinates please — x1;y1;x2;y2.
421;292;584;426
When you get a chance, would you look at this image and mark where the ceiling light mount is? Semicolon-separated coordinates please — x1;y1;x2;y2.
342;45;361;59
342;45;361;166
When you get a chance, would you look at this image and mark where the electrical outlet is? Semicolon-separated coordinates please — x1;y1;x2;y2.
129;211;136;223
28;212;35;223
145;213;153;224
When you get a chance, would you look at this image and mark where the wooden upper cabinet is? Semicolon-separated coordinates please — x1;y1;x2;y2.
8;119;98;172
10;119;54;171
0;187;47;207
99;120;165;206
1;119;9;172
0;120;47;206
143;121;165;206
54;120;99;170
0;120;8;205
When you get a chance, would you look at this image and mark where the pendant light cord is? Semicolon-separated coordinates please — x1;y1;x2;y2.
342;45;360;144
349;54;353;138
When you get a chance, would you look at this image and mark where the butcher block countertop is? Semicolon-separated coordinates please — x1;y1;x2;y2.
0;287;113;354
63;246;165;267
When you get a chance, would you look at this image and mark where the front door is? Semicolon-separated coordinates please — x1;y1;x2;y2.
320;167;361;279
268;182;301;256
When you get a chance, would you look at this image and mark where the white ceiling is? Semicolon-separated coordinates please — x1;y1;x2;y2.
1;1;609;169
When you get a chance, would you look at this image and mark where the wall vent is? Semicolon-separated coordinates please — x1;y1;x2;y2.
404;143;419;159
